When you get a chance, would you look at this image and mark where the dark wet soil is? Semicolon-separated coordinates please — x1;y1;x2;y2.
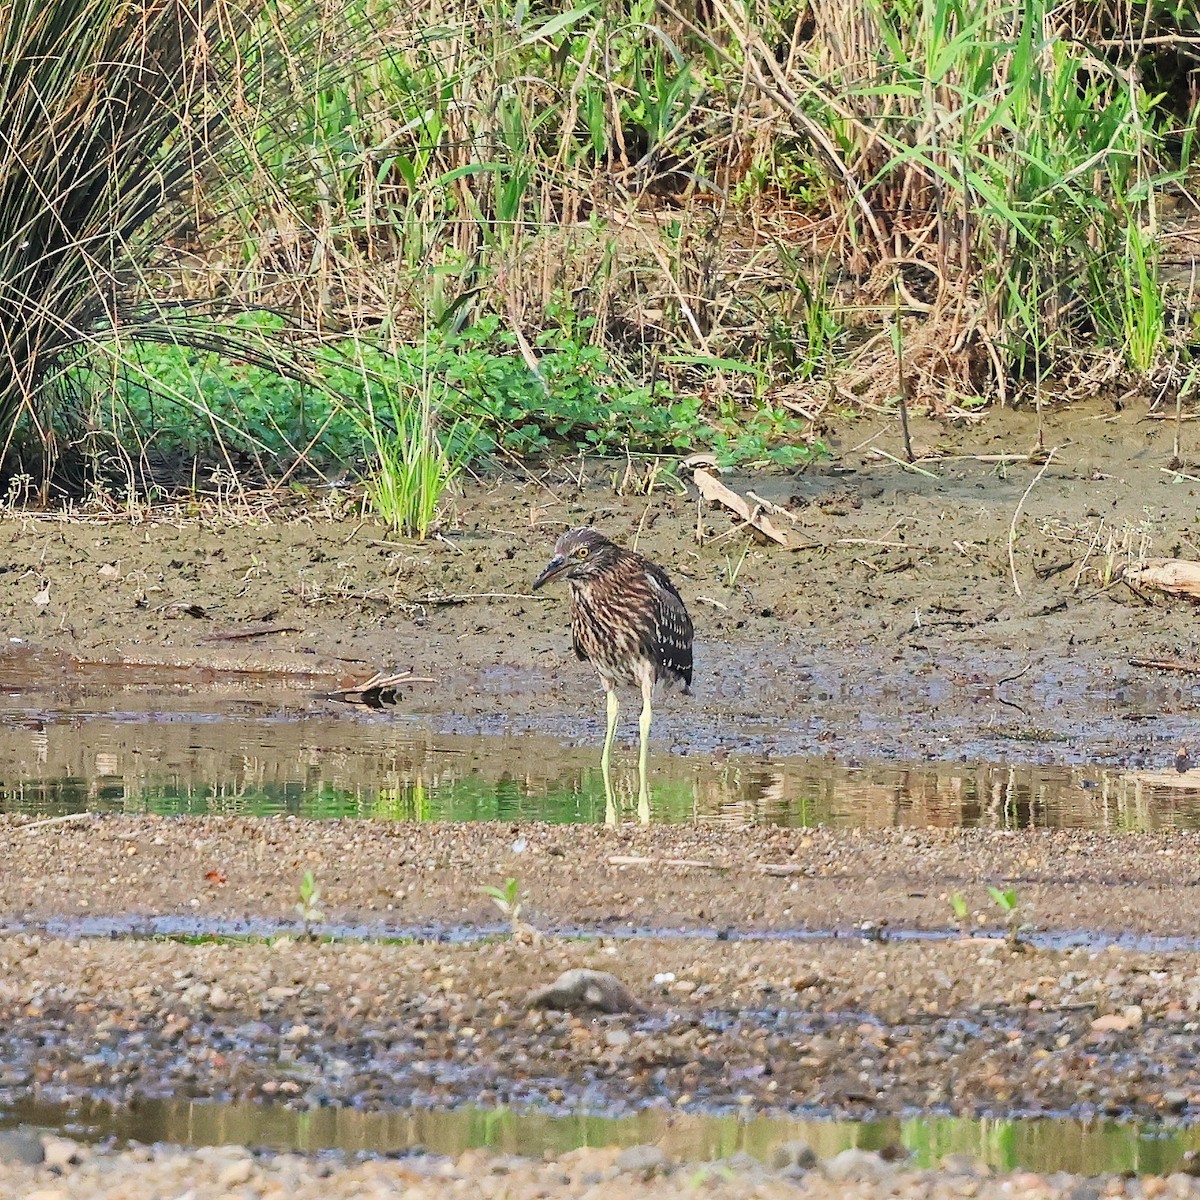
1;817;1200;1126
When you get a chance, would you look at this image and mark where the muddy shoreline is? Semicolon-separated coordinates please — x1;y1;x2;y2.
0;401;1198;766
2;818;1200;1124
5;403;1200;1193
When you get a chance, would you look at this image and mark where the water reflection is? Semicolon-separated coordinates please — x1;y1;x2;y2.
4;1096;1199;1175
0;694;1197;830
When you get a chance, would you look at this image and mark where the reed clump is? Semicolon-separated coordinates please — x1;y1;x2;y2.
1;0;1196;504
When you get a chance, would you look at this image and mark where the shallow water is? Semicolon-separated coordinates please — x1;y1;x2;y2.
0;668;1197;829
4;1096;1200;1175
15;912;1200;954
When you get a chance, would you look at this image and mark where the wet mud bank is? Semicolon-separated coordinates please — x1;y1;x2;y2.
4;817;1200;941
1;401;1199;765
3;925;1200;1123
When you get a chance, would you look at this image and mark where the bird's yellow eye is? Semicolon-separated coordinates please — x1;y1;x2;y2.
575;546;590;559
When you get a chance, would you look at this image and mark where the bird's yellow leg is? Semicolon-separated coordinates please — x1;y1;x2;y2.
637;674;653;824
602;687;619;827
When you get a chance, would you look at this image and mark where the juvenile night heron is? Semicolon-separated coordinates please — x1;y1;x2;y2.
532;527;693;820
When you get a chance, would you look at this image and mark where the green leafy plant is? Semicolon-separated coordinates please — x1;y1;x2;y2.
0;0;378;483
479;876;525;933
987;885;1031;947
354;368;475;541
949;892;970;936
725;539;753;589
295;870;325;936
86;312;825;475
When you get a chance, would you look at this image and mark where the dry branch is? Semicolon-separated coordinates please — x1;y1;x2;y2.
607;855;727;871
693;469;790;546
1129;656;1200;675
20;812;97;833
1123;560;1200;601
198;624;301;643
317;670;434;707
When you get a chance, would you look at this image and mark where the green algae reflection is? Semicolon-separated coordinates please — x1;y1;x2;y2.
1;712;1199;829
3;1098;1198;1175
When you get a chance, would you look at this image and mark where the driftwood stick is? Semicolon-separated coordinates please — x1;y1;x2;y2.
693;469;790;546
607;855;728;871
1129;656;1200;675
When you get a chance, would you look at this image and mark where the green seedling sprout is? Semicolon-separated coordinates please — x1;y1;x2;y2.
949;892;970;935
987;885;1031;947
479;876;524;933
295;870;324;937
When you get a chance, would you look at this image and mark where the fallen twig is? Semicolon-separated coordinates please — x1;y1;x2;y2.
745;491;801;523
1160;466;1200;485
919;453;1035;463
1008;447;1059;598
415;592;545;606
607;855;728;871
317;670;435;707
997;663;1033;687
198;623;301;643
869;447;939;478
1129;656;1200;675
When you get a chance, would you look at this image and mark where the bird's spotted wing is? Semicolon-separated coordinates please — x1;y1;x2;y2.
644;563;694;690
571;619;588;662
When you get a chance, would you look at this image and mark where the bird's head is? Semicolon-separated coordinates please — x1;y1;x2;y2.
532;527;618;589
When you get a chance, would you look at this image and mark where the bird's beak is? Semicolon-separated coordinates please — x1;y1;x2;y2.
532;555;568;590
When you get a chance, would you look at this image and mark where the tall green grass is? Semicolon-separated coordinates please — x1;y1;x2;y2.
0;0;387;488
3;0;1195;495
220;0;1193;423
713;0;1188;400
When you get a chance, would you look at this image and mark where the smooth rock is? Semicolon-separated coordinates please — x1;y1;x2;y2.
718;1151;763;1175
0;1129;44;1165
218;1157;255;1187
822;1148;893;1183
1180;1151;1200;1178
614;1144;669;1176
41;1136;85;1169
940;1152;990;1176
526;969;645;1014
